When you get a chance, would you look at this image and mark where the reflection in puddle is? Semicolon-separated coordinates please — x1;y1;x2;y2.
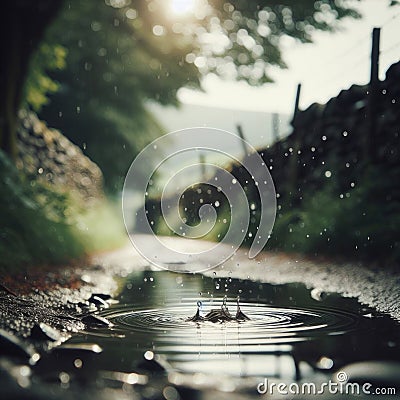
73;271;399;384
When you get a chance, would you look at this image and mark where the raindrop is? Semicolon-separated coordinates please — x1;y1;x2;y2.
317;356;334;369
152;25;165;36
176;276;183;284
125;8;137;19
59;372;70;384
163;386;179;400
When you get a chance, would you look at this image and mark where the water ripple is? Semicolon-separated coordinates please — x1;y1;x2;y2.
95;300;359;349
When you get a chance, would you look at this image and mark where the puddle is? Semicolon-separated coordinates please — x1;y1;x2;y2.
70;271;399;383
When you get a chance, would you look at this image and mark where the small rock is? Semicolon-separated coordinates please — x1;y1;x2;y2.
88;295;109;308
81;314;112;327
88;293;111;301
311;288;326;302
0;329;38;361
30;323;62;342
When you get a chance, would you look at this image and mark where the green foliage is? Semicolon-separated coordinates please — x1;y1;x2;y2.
24;43;67;111
70;198;127;254
39;0;200;192
0;150;84;270
188;0;362;83
0;150;127;271
270;168;400;264
35;0;367;192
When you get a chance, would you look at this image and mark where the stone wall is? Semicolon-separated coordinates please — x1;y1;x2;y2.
16;110;103;202
255;61;400;205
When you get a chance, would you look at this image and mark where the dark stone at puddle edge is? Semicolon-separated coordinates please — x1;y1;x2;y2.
81;314;111;327
75;302;90;311
88;295;109;308
0;328;37;360
89;293;111;301
30;323;62;342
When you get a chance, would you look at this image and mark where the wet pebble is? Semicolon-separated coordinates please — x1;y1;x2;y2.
30;323;63;342
89;293;111;301
81;314;112;327
310;288;327;302
88;293;111;308
0;329;38;361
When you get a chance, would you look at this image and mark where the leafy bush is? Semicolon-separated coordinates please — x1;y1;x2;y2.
0;151;126;271
269;168;400;264
0;150;84;269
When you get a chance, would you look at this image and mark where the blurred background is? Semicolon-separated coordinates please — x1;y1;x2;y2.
0;0;399;270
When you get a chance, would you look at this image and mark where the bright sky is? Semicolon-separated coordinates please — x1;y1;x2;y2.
177;0;400;114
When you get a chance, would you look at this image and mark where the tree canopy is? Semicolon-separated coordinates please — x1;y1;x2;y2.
32;0;375;190
38;0;200;191
149;0;362;84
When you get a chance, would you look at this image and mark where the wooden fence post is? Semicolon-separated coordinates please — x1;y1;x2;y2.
287;83;302;205
293;84;302;124
366;27;381;163
236;124;250;157
272;113;280;143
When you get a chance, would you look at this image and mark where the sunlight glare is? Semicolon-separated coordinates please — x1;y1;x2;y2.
170;0;196;15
